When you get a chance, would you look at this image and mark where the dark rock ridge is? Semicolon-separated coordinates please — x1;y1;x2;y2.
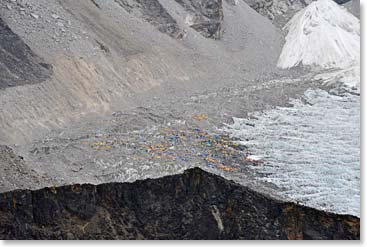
110;0;224;39
113;0;183;38
242;0;354;26
242;0;312;25
0;168;359;240
0;17;52;90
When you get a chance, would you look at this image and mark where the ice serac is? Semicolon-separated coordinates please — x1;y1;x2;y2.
277;0;360;70
223;88;360;216
0;168;360;240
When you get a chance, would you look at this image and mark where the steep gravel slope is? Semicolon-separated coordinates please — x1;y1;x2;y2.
0;0;285;144
0;145;42;192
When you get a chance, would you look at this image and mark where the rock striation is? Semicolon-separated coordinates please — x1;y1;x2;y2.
0;168;360;240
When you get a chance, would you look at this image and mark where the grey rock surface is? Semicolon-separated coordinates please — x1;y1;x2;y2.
113;0;183;38
344;0;360;18
0;145;43;192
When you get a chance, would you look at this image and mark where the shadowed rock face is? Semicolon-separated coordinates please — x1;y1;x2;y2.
113;0;183;38
174;0;224;39
243;0;354;26
0;168;359;240
113;0;224;39
344;0;360;18
0;18;52;90
243;0;313;26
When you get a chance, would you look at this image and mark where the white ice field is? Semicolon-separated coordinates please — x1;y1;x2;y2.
224;0;360;216
224;88;360;216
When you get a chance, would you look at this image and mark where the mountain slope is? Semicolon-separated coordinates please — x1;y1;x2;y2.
0;0;284;144
277;0;360;70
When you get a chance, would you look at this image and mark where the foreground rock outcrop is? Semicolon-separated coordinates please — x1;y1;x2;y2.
0;168;359;240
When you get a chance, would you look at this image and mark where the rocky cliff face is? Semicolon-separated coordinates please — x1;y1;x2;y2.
174;0;224;39
113;0;183;38
344;0;360;18
0;17;52;89
0;168;359;240
113;0;225;39
242;0;354;26
243;0;312;25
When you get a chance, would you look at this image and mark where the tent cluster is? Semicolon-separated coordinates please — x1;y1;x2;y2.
80;119;262;173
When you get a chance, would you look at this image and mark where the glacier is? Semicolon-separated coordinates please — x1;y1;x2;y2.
224;88;360;216
224;0;360;216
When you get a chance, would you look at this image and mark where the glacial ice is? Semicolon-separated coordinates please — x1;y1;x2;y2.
234;0;361;216
224;88;360;216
